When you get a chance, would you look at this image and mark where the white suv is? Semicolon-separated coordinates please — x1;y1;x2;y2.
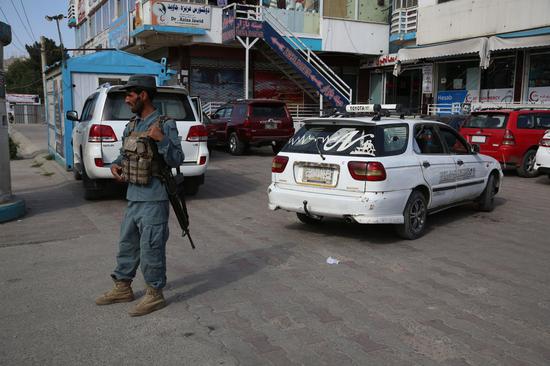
535;130;550;179
69;84;209;199
268;110;503;239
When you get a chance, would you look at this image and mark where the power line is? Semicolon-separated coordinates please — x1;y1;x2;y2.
0;6;28;52
9;0;35;42
18;0;37;41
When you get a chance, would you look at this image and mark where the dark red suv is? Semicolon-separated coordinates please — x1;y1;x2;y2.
208;99;295;155
460;109;550;177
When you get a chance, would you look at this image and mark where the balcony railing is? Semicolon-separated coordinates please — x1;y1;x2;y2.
390;7;417;36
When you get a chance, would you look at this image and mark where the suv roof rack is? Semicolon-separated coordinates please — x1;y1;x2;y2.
470;102;550;111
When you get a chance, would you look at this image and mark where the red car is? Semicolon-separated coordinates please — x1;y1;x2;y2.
208;99;295;155
460;109;550;177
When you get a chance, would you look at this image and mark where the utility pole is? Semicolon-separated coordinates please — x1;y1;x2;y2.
0;21;25;222
45;14;66;68
40;36;48;119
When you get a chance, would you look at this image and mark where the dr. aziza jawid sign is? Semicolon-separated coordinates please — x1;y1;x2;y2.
151;1;211;29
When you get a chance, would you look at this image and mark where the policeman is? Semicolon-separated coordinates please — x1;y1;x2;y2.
95;75;184;316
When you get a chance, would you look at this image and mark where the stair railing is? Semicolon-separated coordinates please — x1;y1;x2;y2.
223;3;352;105
261;8;352;104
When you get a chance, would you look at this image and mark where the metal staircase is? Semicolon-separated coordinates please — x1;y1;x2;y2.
224;4;352;108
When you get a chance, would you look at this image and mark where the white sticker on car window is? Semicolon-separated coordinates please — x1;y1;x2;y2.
323;129;375;155
350;138;376;156
288;128;376;156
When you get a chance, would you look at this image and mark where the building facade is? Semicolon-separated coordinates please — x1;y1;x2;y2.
68;0;391;112
365;0;550;115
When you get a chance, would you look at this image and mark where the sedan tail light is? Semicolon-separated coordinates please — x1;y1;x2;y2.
272;155;289;173
348;161;386;181
502;129;515;145
539;137;550;147
186;125;208;142
88;124;117;143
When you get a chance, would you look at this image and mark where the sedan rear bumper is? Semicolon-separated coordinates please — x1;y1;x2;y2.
267;183;410;224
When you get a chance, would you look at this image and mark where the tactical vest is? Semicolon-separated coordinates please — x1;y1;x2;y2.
121;115;169;185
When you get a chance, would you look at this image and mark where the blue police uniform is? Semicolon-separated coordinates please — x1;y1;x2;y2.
111;109;184;289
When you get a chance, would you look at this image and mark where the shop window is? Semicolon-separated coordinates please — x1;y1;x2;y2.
438;61;478;91
481;57;515;90
529;52;550;88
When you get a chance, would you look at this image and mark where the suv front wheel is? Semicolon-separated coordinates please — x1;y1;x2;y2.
228;132;246;155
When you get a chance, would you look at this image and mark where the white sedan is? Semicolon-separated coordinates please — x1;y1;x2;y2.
534;130;550;178
268;112;503;239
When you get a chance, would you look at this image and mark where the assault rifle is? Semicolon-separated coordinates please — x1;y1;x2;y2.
159;167;196;249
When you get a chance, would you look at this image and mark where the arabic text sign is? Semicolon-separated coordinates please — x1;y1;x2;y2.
222;7;236;43
235;19;264;38
151;1;211;29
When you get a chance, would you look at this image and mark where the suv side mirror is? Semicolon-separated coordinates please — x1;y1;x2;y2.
471;143;480;154
211;113;219;120
66;110;79;121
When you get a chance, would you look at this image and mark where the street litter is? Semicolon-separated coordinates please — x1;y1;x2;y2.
326;256;340;265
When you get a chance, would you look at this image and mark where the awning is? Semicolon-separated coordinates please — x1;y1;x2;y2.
489;34;550;52
395;38;489;74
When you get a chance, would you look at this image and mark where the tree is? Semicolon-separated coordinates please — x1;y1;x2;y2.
5;37;68;99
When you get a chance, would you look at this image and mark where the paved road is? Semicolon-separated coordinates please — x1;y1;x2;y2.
1;142;550;365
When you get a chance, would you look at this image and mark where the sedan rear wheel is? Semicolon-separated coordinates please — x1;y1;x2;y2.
395;190;427;240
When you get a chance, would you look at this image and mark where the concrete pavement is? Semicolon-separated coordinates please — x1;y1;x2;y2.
1;127;550;365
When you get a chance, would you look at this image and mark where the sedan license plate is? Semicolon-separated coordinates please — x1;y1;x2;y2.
471;135;486;143
303;167;333;185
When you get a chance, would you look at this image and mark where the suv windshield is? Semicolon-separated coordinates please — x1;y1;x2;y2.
463;113;508;129
251;104;287;118
103;91;195;121
281;124;408;157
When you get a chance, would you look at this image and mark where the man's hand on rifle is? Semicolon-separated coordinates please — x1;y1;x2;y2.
111;163;124;182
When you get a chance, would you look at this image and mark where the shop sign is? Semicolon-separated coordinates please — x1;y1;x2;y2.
235;19;264;38
151;1;211;29
479;89;514;103
422;65;433;94
364;54;398;68
108;14;129;49
222;7;236;43
437;90;467;106
528;86;550;104
377;54;398;67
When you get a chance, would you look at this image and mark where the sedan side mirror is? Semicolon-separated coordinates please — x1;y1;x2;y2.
66;110;79;121
471;143;480;154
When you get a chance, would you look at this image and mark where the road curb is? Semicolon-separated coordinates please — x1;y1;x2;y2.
0;196;26;223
